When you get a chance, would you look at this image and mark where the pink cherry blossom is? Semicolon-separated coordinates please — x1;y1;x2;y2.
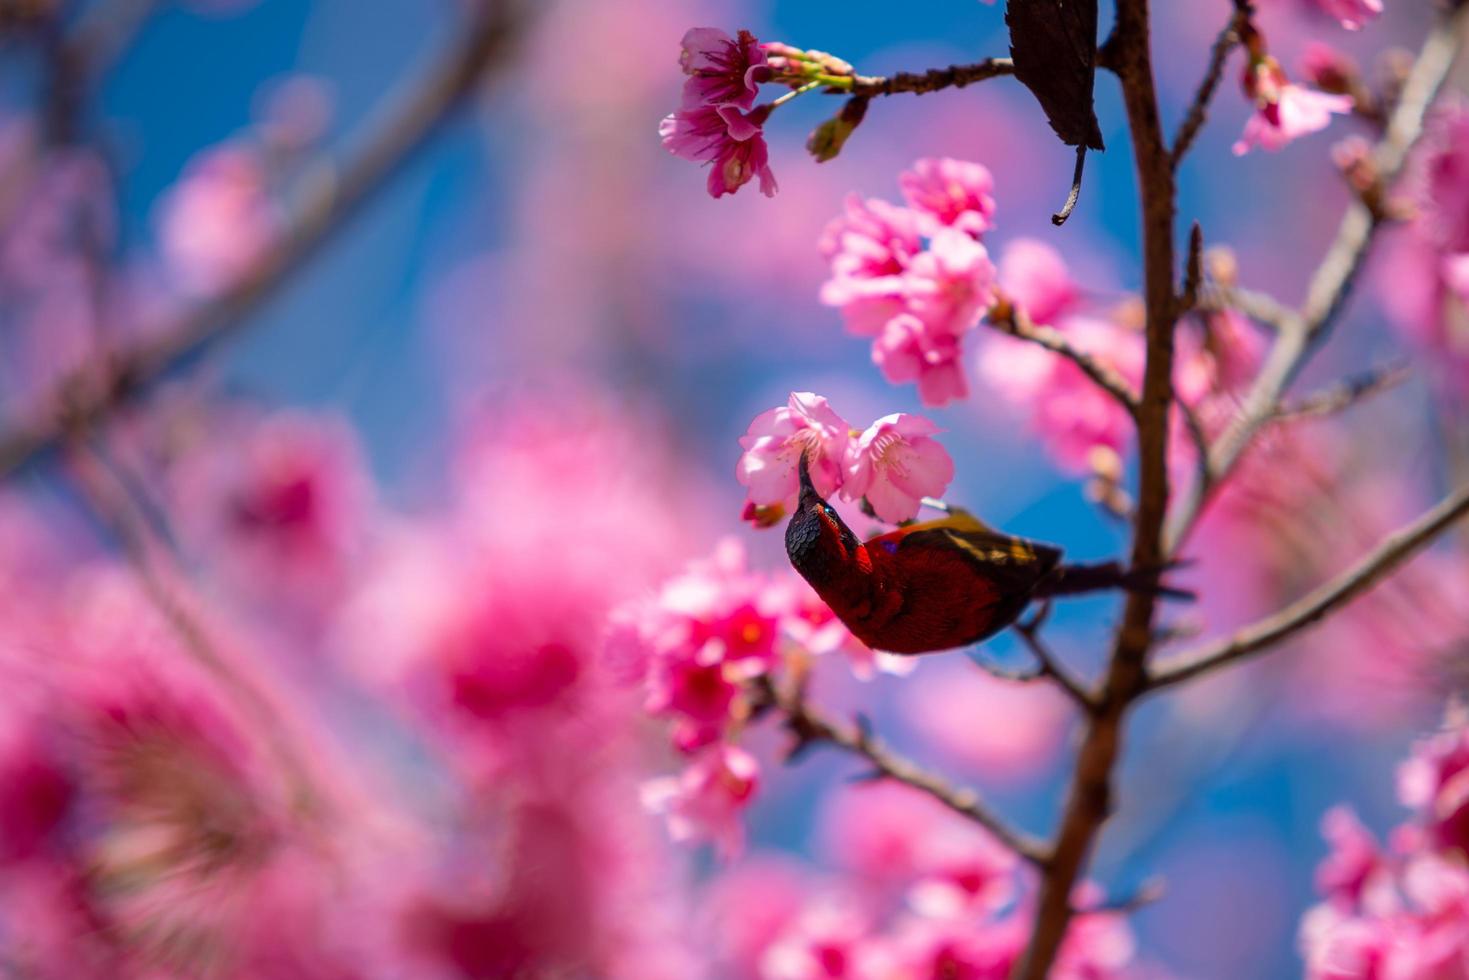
905;226;996;338
906;832;1018;919
871;312;970;407
737;392;853;512
845;413;955;523
1233;58;1353;155
997;238;1079;327
898;157;997;237
761;898;881;979
677;28;770;110
1398;717;1469;855
819;194;924;335
1316;806;1392;910
155;142;276;295
1316;0;1382;31
660;103;777;198
641;744;759;859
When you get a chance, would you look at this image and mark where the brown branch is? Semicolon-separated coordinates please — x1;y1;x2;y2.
1169;3;1250;171
0;1;528;480
986;299;1140;415
1148;482;1469;691
1017;0;1178;973
847;57;1014;97
1164;4;1466;556
1013;614;1097;710
771;684;1049;865
1274;360;1411;421
1197;283;1300;334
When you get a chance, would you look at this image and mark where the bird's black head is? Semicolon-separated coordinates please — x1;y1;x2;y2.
785;453;860;581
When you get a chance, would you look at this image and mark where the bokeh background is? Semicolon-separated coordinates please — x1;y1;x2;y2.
0;0;1465;977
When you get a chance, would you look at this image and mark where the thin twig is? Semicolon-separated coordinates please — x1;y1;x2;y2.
986;299;1140;415
1195;284;1300;334
847;57;1014;97
1274;360;1411;421
1169;4;1250;170
1012;620;1097;710
1148;483;1469;690
1165;4;1466;555
770;683;1049;866
0;2;529;480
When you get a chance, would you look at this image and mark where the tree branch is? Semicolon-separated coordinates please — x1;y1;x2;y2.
1164;3;1466;555
0;1;529;480
1148;482;1469;691
769;683;1049;866
1274;360;1411;421
986;299;1140;415
1017;0;1178;972
847;57;1014;97
1169;3;1250;171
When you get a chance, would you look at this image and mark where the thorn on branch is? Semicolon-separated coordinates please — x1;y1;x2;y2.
1179;222;1205;313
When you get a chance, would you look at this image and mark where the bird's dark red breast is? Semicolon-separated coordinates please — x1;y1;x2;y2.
796;509;1063;655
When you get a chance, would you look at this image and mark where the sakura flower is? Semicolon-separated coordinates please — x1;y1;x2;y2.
677;28;770;110
1233;57;1353;155
1316;0;1382;31
819;194;924;335
737;392;853;512
871;312;969;407
845;413;955;523
904;226;996;338
761;898;880;979
1316;806;1393;911
1398;717;1469;855
997;238;1079;327
155;143;276;295
660;103;777;198
898;157;996;237
641;744;759;859
906;833;1018;919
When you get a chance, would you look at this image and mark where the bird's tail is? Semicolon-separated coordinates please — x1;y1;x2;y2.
1034;560;1194;601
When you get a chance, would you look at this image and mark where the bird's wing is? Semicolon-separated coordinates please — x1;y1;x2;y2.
871;520;1063;596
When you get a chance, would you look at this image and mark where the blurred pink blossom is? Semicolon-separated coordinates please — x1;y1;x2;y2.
997;238;1080;328
899;157;997;237
641;743;760;859
1316;0;1382;30
155;143;277;295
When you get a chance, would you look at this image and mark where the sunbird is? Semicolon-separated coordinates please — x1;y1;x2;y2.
785;455;1183;655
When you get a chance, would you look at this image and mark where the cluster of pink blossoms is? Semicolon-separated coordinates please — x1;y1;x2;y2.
613;537;912;859
1379;105;1469;388
659;28;778;198
1300;707;1469;977
700;785;1141;978
819;159;997;407
736;391;955;526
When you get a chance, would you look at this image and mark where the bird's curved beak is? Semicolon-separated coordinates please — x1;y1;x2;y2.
797;452;819;505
